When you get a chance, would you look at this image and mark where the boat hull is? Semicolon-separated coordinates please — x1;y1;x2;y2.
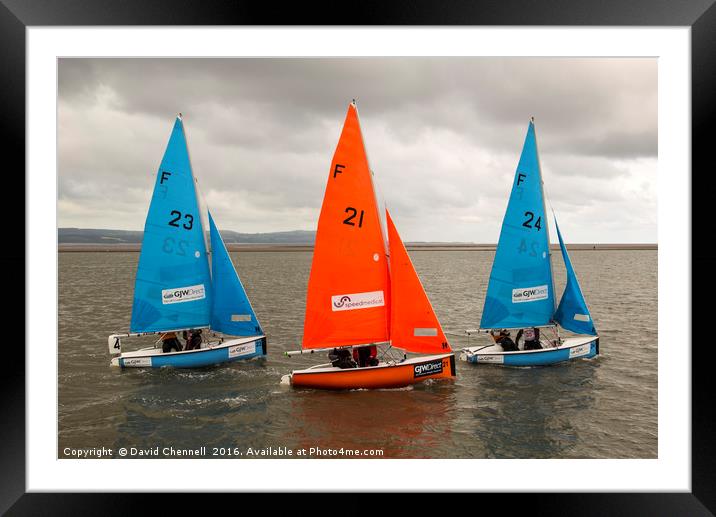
288;353;456;390
111;336;266;368
460;336;598;366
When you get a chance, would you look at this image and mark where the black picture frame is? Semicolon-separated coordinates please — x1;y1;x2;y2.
2;0;711;514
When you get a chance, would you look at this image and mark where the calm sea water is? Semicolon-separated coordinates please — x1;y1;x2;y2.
58;249;657;459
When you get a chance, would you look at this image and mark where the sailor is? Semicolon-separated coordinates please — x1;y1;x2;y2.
183;329;203;351
367;345;379;366
328;347;356;369
490;329;519;352
353;345;379;367
517;327;542;350
160;331;183;353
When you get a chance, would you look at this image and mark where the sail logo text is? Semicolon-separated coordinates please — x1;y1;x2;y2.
569;344;591;358
331;291;385;312
476;354;504;364
228;342;256;358
413;359;444;378
162;284;206;305
512;285;549;303
123;357;152;367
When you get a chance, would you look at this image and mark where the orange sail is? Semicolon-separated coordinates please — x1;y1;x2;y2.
301;102;391;349
387;210;451;354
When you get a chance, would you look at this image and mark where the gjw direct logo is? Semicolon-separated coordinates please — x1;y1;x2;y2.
413;359;444;378
331;291;385;312
512;284;548;304
162;284;206;305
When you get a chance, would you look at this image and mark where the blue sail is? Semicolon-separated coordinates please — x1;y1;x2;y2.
209;212;263;336
480;121;556;329
130;116;212;333
553;219;597;335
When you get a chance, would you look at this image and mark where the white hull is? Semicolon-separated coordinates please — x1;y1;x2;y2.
110;335;265;368
460;335;599;366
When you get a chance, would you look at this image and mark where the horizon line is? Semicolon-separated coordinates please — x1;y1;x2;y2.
56;227;658;246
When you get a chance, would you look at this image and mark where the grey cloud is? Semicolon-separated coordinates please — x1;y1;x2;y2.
59;57;656;159
58;57;657;242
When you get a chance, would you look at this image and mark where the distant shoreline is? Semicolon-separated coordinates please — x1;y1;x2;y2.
58;243;658;252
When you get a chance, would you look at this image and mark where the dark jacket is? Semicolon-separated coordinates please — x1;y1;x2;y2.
161;332;182;353
328;348;357;369
353;345;379;367
491;330;518;352
184;331;202;351
517;328;542;350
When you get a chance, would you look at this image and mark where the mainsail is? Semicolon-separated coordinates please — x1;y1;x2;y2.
387;210;451;354
480;120;555;330
130;116;212;333
208;212;263;336
301;102;452;353
480;119;597;337
302;102;391;349
553;219;597;336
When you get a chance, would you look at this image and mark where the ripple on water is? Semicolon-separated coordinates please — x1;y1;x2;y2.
58;250;657;458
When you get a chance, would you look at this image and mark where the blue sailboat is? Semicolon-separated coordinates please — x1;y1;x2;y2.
108;115;266;368
460;119;599;366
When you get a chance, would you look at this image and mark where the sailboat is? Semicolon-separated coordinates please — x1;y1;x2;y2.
108;115;266;368
283;101;456;389
460;119;599;366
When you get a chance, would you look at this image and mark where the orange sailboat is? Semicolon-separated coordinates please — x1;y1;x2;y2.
283;101;456;390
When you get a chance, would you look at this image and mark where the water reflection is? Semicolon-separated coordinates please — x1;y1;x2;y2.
285;382;458;458
111;359;273;453
468;360;599;458
58;250;656;459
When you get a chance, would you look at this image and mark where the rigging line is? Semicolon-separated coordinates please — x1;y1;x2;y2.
377;343;389;360
542;325;559;348
541;181;558;232
445;331;468;337
182;114;212;260
542;178;560;225
380;344;404;365
194;176;212;252
154;332;169;347
353;100;391;341
380;344;397;361
465;345;492;354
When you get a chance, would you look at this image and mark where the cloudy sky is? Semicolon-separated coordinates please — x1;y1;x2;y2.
58;58;656;243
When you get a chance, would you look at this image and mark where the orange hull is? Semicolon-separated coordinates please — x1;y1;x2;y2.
290;353;456;390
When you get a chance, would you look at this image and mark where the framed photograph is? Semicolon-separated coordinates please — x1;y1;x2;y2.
4;0;711;513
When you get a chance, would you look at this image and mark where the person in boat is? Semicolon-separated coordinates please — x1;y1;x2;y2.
328;347;357;369
183;329;203;351
516;327;542;350
353;345;379;367
490;329;519;352
161;331;183;353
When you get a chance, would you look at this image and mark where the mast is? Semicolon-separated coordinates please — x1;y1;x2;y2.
353;99;390;257
353;99;392;341
532;117;557;318
180;112;213;275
